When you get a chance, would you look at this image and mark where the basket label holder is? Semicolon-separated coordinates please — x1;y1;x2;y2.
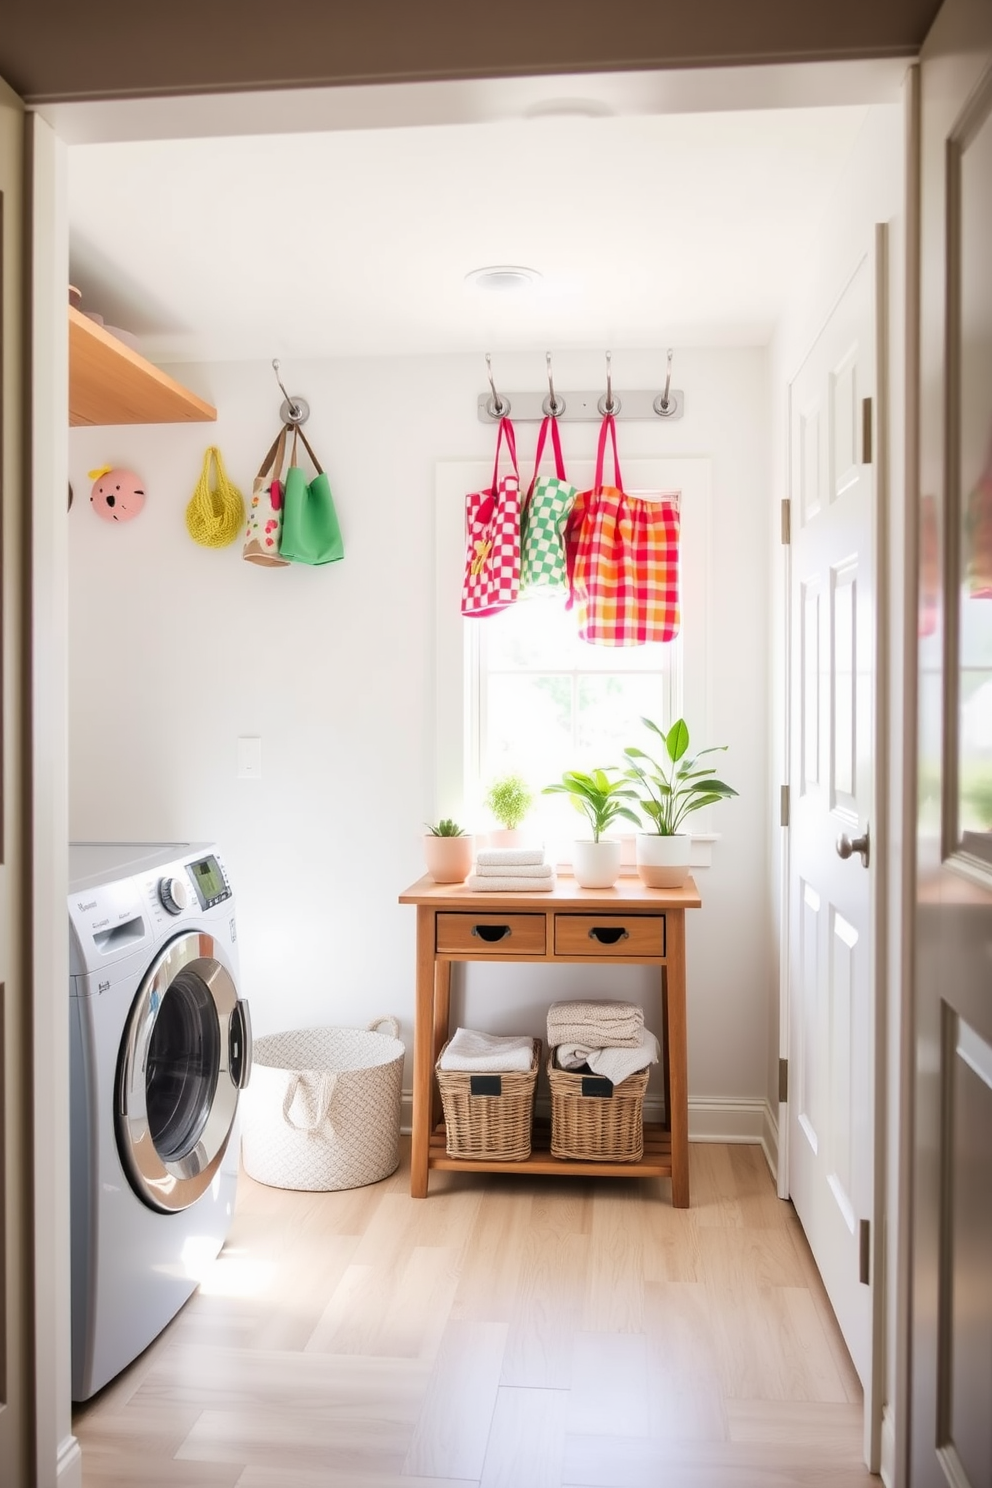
581;1076;615;1098
470;1074;503;1096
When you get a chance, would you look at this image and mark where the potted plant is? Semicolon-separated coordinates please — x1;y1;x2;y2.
623;716;737;887
543;768;641;888
423;819;474;883
484;772;534;847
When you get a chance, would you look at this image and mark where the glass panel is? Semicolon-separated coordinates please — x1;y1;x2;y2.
476;587;678;849
576;675;670;760
483;594;676;674
956;101;992;860
484;673;575;784
146;969;220;1164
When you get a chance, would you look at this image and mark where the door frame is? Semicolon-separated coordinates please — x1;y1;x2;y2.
778;224;891;1472
27;111;78;1488
15;55;919;1488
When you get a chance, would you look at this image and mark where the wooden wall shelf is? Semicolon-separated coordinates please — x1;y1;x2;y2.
69;307;217;427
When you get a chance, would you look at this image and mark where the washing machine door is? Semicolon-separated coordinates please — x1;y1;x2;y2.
116;930;252;1213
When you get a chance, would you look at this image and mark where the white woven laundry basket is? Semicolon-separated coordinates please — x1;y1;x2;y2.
240;1017;404;1191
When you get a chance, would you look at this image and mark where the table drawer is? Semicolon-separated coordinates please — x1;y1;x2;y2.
554;914;665;958
436;912;547;956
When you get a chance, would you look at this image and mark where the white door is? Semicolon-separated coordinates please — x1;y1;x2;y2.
787;249;877;1395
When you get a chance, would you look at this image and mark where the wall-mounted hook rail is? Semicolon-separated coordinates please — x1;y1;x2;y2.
478;348;684;425
271;359;310;426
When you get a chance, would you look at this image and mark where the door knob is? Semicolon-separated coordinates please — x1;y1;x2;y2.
836;828;870;868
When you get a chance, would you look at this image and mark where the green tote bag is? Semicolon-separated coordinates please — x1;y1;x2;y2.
280;426;344;566
519;414;576;597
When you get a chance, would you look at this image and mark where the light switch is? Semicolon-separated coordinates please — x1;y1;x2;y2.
237;736;262;779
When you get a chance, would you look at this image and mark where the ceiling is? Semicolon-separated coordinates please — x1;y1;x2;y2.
67;98;878;362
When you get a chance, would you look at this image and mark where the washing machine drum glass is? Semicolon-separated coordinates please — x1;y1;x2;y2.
117;930;250;1213
146;968;221;1164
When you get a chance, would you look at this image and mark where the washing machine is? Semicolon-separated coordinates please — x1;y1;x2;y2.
69;841;252;1401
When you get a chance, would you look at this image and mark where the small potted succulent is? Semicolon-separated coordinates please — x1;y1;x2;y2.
623;716;737;887
423;818;474;883
543;768;641;888
484;772;535;847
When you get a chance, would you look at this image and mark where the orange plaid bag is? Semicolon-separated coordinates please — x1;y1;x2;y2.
565;414;680;646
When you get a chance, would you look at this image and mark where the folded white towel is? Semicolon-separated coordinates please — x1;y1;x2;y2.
475;847;546;867
439;1028;536;1072
474;861;553;879
467;873;556;892
555;1026;661;1086
547;999;644;1048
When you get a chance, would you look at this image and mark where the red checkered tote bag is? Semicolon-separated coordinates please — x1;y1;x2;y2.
461;416;521;617
565;414;681;646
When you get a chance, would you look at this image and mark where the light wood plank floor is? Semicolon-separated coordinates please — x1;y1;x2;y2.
73;1141;877;1487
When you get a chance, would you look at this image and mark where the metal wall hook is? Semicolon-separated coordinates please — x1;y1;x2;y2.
598;350;620;417
271;358;310;426
653;348;677;418
485;353;510;418
542;351;565;418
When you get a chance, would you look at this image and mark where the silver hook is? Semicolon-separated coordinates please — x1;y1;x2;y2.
653;346;679;419
543;350;565;418
598;350;620;418
660;348;674;410
271;358;310;426
485;353;509;419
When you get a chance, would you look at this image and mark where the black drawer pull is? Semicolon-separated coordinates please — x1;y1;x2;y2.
588;926;629;945
472;924;512;943
581;1076;615;1098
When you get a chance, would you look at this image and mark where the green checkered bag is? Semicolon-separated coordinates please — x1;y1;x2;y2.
520;415;577;597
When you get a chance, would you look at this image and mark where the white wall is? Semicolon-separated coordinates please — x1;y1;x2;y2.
768;96;908;1475
68;344;772;1128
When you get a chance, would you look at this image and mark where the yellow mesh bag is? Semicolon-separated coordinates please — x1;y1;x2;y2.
186;446;245;548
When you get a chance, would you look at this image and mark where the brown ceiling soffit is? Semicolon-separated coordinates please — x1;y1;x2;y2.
2;0;937;105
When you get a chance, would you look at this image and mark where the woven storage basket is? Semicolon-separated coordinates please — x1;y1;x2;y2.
241;1017;404;1191
548;1049;649;1162
436;1038;541;1161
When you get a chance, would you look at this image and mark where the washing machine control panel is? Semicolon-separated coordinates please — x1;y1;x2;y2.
185;852;232;911
158;876;190;915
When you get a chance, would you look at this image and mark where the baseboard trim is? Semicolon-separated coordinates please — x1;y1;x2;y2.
57;1433;83;1487
880;1405;896;1487
400;1092;778;1155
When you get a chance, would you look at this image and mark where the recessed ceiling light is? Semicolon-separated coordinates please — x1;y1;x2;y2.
464;265;542;294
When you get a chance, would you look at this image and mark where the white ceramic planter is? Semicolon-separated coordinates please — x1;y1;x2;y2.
423;834;474;884
571;838;622;889
635;832;691;888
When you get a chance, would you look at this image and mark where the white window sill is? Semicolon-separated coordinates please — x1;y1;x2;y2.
550;832;719;873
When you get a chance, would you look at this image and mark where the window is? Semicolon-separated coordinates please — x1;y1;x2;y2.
468;595;679;848
435;454;712;859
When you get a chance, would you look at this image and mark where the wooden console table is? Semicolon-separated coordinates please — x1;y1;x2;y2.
398;875;701;1206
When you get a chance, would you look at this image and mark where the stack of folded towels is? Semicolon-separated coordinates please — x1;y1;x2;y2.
467;846;556;892
547;998;660;1085
438;1027;536;1072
